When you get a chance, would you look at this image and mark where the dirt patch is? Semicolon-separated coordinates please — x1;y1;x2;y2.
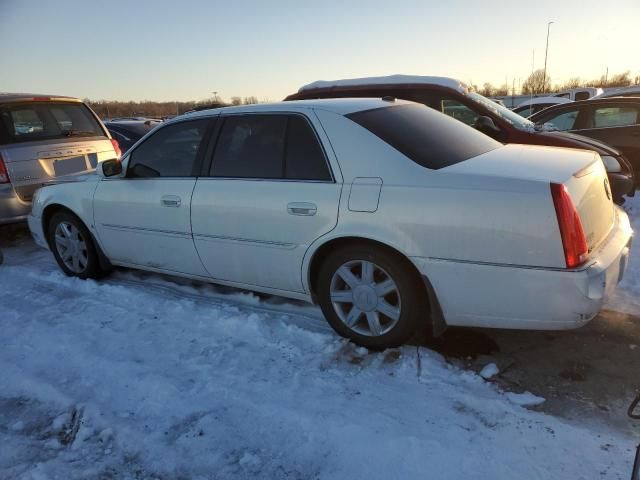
421;310;640;435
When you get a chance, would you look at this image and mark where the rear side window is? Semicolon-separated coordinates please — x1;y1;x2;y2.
346;104;500;169
211;114;331;180
285;116;331;180
592;106;639;128
0;102;104;144
128;119;208;178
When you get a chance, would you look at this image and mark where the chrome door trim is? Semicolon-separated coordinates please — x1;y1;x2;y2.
101;223;191;239
192;232;297;249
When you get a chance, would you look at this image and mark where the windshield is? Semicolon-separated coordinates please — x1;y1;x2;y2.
466;92;535;130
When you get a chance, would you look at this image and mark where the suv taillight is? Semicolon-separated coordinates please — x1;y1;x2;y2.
550;183;589;269
0;154;9;184
110;138;122;160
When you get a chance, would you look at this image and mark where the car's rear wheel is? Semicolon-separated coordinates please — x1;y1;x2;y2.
48;211;102;279
317;244;427;349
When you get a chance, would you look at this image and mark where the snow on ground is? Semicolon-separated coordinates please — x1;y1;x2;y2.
0;196;639;479
607;195;640;314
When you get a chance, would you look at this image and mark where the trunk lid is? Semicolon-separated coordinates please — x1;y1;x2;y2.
445;144;615;254
1;138;115;201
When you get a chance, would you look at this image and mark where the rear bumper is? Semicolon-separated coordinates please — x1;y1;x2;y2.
411;207;632;330
27;212;48;249
0;183;31;224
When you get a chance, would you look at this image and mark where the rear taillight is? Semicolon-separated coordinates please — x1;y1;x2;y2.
550;183;589;269
0;154;9;184
110;138;122;160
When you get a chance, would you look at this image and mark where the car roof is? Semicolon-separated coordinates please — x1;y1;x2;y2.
517;96;574;108
175;98;414;121
0;92;81;103
105;120;160;126
529;96;640;121
535;97;640;112
595;85;640;98
297;75;467;94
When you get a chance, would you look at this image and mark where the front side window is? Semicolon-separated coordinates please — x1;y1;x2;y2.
592;106;639;128
0;102;104;144
127;119;208;178
210;114;331;180
347;104;501;170
542;109;580;131
515;106;535;117
441;99;480;126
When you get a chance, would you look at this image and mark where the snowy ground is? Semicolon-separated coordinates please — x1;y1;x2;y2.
1;198;640;479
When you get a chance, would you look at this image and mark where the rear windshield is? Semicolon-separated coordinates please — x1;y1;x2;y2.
346;103;501;169
0;102;105;144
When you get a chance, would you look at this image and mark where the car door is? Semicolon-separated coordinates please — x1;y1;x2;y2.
93;118;213;275
191;112;341;293
571;103;640;174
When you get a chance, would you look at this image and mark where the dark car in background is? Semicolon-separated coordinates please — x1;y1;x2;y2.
104;119;159;153
530;97;640;178
286;75;635;202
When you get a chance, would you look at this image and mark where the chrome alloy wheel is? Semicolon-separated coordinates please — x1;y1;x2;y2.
54;222;88;273
329;260;401;337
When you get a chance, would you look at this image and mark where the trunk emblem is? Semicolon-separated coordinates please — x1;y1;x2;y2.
604;178;611;200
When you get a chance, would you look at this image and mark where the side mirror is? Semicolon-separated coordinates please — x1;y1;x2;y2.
98;159;123;178
474;115;501;135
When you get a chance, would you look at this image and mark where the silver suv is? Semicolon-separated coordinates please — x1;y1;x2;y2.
0;93;119;224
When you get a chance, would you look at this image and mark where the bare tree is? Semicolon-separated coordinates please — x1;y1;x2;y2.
479;83;496;97
557;77;582;90
494;83;510;96
243;96;259;105
230;96;242;106
522;69;551;95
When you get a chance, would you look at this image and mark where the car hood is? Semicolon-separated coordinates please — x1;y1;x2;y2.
537;131;620;156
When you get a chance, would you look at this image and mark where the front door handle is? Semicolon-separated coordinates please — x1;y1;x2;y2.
161;195;181;207
287;202;317;216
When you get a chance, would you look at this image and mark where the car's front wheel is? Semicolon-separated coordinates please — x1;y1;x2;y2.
48;211;102;279
317;245;428;349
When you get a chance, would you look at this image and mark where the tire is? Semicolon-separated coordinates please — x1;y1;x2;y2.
317;244;429;349
48;211;103;279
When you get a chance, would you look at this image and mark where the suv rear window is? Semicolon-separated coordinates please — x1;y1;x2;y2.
0;102;104;144
346;104;500;169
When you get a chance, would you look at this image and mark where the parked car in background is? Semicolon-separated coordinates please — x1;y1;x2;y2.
0;93;120;224
492;87;602;108
285;75;635;202
104;119;160;153
530;97;640;178
553;87;603;101
29;99;631;349
594;85;640;99
512;96;573;117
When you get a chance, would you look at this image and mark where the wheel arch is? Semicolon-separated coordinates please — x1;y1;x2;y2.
305;235;447;337
42;203;82;246
41;203;112;271
306;236;409;296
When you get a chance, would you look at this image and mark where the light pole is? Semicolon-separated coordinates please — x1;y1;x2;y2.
542;21;554;94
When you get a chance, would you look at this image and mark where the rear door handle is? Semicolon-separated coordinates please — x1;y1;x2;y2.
161;195;181;207
287;202;317;216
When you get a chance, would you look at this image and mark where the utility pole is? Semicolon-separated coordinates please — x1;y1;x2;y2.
543;21;554;94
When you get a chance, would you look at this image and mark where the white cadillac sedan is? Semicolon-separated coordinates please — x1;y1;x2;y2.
28;98;632;349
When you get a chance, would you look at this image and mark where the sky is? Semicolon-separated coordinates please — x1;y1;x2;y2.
1;0;638;102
